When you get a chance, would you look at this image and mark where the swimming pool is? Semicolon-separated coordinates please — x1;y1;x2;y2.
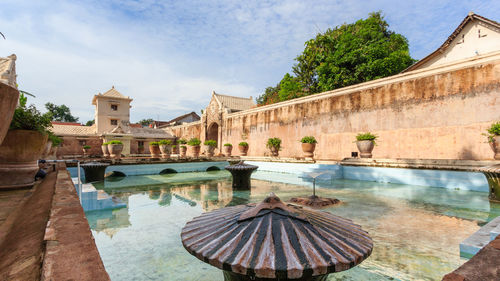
86;170;496;280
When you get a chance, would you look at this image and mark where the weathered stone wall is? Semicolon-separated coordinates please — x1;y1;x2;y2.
167;121;202;141
57;136;103;157
173;53;500;160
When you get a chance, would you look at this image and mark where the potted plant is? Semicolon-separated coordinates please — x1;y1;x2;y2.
267;138;281;157
107;140;123;159
138;144;144;154
187;138;201;157
159;139;172;159
178;139;187;157
0;81;20;145
0;93;51;188
355;132;377;158
149;141;161;158
82;145;91;156
204;140;217;157
101;142;109;158
486;122;500;160
238;142;249;156
172;145;177;155
223;143;233;157
300;136;317;158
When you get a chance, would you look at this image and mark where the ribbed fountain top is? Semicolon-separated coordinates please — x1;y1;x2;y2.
476;164;500;173
181;193;372;280
224;160;258;171
80;161;110;167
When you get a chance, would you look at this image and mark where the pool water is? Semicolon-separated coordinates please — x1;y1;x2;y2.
86;170;497;281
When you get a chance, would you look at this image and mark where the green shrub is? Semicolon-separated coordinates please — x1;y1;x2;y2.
149;141;159;146
187;138;201;146
9;93;52;134
300;136;317;144
488;122;500;135
48;132;62;147
266;138;282;150
102;142;109;146
239;142;249;147
109;140;123;145
178;138;187;144
356;132;377;142
224;143;232;146
158;139;172;145
180;145;187;149
83;145;91;149
172;145;177;149
204;140;217;147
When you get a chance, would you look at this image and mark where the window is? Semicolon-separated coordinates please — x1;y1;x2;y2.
79;140;86;146
111;119;118;125
111;104;118;111
138;141;144;146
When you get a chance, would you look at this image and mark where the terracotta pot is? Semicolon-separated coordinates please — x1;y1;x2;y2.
159;144;171;159
238;145;249;156
301;143;316;158
101;144;109;158
0;83;19;145
205;145;216;157
491;136;500;160
180;146;187;157
269;146;279;157
190;145;201;157
223;146;233;157
0;130;48;189
108;144;123;159
149;145;161;158
356;140;375;158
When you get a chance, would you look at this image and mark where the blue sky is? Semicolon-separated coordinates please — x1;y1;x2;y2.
1;0;499;123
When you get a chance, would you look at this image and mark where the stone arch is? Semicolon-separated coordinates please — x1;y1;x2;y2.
207;122;219;142
206;166;220;171
106;171;126;177
160;168;178;174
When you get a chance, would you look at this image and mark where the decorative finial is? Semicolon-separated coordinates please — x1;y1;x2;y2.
468;11;474;16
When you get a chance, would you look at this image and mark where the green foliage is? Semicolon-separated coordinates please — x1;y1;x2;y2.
47;132;62;147
257;12;415;105
356;132;377;142
178;138;187;144
187;138;201;146
83;145;91;149
85;119;95;126
10;93;52;134
138;118;155;126
172;145;177;149
266;138;282;150
109;140;123;145
45;102;79;122
300;136;317;144
149;141;159;146
204;140;217;147
224;143;233;146
102;142;109;146
158;139;172;145
238;142;249;147
180;145;187;149
485;122;500;142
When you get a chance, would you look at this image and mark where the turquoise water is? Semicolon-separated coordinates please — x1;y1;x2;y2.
86;170;498;281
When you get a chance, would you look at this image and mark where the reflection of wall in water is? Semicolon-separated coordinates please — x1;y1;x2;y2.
170;182;233;211
87;208;131;238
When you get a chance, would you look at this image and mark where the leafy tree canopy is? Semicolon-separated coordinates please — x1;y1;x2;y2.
138;118;155;126
85;119;95;126
257;12;415;105
45;102;79;122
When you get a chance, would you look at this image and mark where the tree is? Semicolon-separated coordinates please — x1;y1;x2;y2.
138;118;154;126
257;12;415;105
45;102;79;122
85;119;95;126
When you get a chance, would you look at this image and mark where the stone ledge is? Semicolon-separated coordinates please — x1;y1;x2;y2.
340;158;499;172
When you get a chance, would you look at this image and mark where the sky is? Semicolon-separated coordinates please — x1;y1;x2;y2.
1;0;499;123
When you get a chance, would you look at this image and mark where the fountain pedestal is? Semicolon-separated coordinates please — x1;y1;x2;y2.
478;164;500;203
224;161;258;189
81;162;110;183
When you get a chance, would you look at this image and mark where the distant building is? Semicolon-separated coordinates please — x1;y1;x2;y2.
156;112;201;128
51;87;173;156
404;12;500;72
0;54;17;88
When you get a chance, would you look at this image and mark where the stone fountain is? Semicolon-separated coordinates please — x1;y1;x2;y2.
81;161;110;183
289;172;341;208
477;164;500;203
224;161;258;190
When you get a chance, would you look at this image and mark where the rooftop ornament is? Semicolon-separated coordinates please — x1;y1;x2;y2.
81;161;110;183
289;172;341;208
181;193;372;281
224;161;258;190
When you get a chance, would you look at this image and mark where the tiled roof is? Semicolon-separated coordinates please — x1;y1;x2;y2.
403;12;500;72
92;86;132;104
167;111;200;123
51;124;96;136
0;54;17;88
51;121;81;126
214;92;255;112
128;127;174;139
